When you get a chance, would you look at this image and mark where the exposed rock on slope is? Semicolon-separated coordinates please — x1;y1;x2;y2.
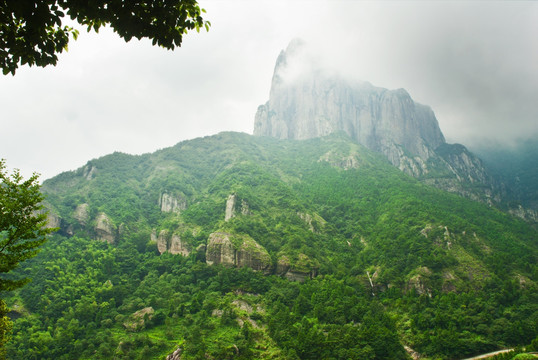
123;307;154;332
225;194;250;221
159;192;186;213
254;40;499;203
152;229;191;256
169;234;190;256
73;203;90;225
37;206;60;229
254;40;444;163
275;253;319;282
94;212;116;244
205;232;271;272
225;194;236;221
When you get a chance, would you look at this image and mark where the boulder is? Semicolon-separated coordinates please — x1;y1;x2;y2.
45;211;61;229
152;229;191;256
206;232;237;267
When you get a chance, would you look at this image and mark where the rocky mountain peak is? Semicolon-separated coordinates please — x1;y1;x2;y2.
255;39;445;160
254;40;503;206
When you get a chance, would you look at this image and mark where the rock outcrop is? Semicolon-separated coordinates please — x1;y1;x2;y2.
82;164;97;180
225;194;236;221
206;232;271;272
73;203;90;225
318;148;362;170
166;348;183;360
225;194;251;221
297;212;326;233
155;230;168;254
254;40;444;162
509;205;538;222
275;253;318;282
169;234;190;256
254;39;499;203
94;213;116;244
153;229;191;256
123;307;154;332
206;232;236;266
407;267;433;297
159;192;187;213
45;211;61;229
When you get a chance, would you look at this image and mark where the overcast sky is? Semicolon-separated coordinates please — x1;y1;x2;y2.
1;1;537;180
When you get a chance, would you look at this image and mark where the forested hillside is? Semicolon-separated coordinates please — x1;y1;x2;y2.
3;132;537;359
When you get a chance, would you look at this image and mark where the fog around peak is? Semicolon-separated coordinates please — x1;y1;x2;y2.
269;3;537;147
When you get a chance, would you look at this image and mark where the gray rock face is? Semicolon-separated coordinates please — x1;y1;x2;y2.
509;205;537;222
166;348;183;360
169;234;190;256
82;164;97;180
45;211;61;229
94;213;116;244
159;193;187;213
123;307;154;332
153;229;191;256
206;232;239;267
225;194;236;221
206;232;271;272
73;203;90;226
254;40;445;163
275;253;318;282
225;194;250;221
156;229;168;254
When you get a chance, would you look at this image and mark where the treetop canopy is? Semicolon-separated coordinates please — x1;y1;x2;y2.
0;0;210;75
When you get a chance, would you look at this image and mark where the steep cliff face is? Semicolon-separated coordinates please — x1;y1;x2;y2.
254;40;499;203
205;232;271;272
159;193;187;213
254;40;445;161
224;194;250;221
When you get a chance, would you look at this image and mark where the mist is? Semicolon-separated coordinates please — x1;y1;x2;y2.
289;2;538;146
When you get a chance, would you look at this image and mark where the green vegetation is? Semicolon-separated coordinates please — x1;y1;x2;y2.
0;160;55;357
0;0;210;75
2;132;537;359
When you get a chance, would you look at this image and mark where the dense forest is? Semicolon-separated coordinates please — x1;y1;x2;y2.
3;132;537;359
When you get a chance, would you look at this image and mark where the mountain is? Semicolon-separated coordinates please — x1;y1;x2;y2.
5;132;537;359
254;39;501;207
